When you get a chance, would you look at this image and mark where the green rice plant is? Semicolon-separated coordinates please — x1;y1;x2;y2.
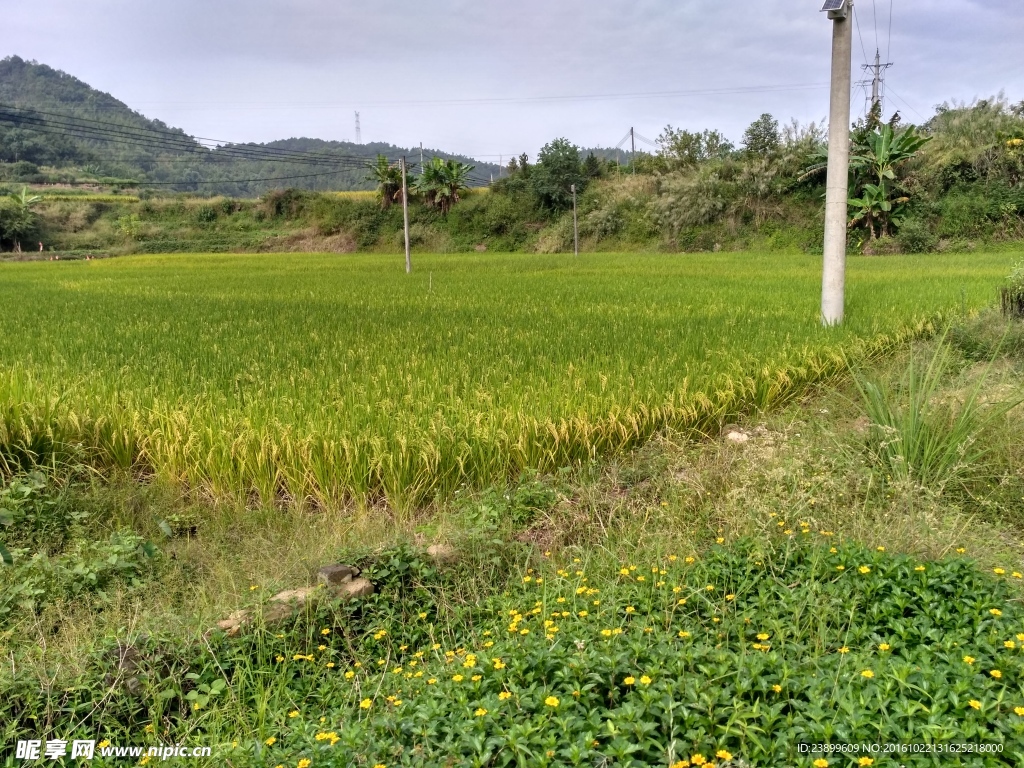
854;335;1021;493
38;195;140;204
0;252;1017;505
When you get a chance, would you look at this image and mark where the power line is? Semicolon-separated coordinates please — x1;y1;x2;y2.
871;0;879;53
0;105;494;189
135;171;358;186
885;87;928;122
0;109;497;189
0;118;376;175
633;132;659;148
0;104;394;166
854;6;870;67
886;0;894;65
0;115;360;168
59;82;831;111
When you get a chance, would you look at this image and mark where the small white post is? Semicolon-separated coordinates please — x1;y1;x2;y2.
571;183;579;257
401;157;411;274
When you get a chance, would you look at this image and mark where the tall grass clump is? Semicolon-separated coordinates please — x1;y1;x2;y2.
855;335;1020;493
1003;260;1024;318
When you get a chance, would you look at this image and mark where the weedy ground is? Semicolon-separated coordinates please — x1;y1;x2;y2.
2;310;1024;767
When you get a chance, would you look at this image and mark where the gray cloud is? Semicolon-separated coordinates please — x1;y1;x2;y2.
5;1;1023;160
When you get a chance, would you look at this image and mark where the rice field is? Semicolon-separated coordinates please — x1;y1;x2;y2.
0;251;1015;505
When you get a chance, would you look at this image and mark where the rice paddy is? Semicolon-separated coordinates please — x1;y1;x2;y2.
0;251;1015;505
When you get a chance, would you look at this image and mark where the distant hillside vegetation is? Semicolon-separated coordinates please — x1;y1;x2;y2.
0;56;499;195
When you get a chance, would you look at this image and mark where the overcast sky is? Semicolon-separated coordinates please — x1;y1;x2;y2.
5;1;1022;161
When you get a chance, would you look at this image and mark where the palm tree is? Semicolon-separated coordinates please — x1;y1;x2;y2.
415;158;474;215
366;155;403;210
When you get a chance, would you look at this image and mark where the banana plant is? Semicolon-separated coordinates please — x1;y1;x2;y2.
849;125;930;238
848;183;910;240
10;187;42;210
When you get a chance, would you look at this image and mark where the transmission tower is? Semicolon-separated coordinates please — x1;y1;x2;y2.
862;49;893;115
354;112;362;144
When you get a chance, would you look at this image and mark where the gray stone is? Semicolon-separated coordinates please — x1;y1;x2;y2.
317;564;360;586
217;610;251;637
214;575;375;638
426;543;456;563
334;577;375;600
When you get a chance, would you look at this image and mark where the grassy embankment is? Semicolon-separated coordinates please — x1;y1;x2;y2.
25;175;1023;260
2;251;1024;766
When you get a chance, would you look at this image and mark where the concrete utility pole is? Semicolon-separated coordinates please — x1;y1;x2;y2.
821;0;854;326
571;184;579;257
401;157;411;274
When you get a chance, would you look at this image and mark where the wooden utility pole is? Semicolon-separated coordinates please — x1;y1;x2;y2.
401;157;411;274
571;184;579;256
821;0;854;325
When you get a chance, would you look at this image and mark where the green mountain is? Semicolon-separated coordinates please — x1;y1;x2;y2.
0;56;498;195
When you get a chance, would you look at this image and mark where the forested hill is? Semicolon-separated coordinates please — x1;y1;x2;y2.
0;56;499;195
